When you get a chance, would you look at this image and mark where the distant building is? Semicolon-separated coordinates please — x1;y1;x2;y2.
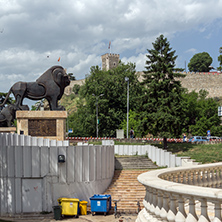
101;53;120;71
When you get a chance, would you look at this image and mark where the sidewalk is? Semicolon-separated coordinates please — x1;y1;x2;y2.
50;214;137;222
0;213;137;222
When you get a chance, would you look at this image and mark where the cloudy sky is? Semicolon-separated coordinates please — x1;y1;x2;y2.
0;0;222;102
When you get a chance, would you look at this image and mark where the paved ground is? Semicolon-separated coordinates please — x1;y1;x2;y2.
50;214;137;222
0;213;137;222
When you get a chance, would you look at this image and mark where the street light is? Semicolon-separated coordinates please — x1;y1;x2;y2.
125;77;129;139
92;93;104;137
66;109;71;136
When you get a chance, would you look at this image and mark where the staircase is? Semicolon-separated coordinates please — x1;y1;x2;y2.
103;156;158;214
115;156;158;170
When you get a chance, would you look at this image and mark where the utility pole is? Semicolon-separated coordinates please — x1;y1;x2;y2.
125;77;129;139
92;93;104;137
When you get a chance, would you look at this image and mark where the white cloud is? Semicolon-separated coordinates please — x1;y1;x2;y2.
0;0;222;105
185;48;197;54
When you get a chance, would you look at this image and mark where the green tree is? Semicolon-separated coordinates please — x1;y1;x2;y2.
68;73;76;81
188;52;213;72
217;47;222;71
73;84;81;94
70;62;143;137
120;110;142;137
188;90;221;136
0;92;15;110
141;34;185;138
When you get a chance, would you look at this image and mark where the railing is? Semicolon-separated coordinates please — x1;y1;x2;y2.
136;162;222;222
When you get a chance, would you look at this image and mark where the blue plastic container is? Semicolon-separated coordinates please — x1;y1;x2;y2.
90;194;111;216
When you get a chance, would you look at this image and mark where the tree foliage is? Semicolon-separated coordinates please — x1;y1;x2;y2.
69;62;143;137
68;73;76;81
66;36;221;139
0;92;14;110
73;84;81;94
217;47;222;71
140;34;185;138
188;52;213;72
184;90;222;136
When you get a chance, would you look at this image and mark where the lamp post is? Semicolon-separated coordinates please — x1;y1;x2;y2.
125;77;129;139
92;93;104;137
66;109;71;136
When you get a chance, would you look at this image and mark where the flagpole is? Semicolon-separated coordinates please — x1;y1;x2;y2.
108;41;111;54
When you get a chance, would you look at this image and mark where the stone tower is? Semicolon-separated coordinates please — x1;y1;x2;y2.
101;53;120;71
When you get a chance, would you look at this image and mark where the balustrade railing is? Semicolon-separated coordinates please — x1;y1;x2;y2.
136;162;222;222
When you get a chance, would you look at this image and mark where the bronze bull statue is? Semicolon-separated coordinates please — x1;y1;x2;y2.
0;66;70;111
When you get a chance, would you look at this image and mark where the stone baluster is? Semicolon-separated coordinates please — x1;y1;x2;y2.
149;188;155;215
178;172;182;183
185;197;198;222
144;187;149;206
173;173;177;182
193;170;198;185
175;194;187;222
210;169;215;187
213;168;219;187
145;187;152;212
197;170;203;186
202;170;208;187
198;198;210;222
217;168;222;187
188;171;192;184
143;199;153;220
183;172;187;184
206;170;211;187
214;168;220;187
167;194;178;222
160;192;169;222
212;201;222;222
150;189;159;221
143;187;153;220
145;188;158;221
155;190;163;219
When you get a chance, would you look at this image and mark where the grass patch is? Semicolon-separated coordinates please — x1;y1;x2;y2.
91;140;222;164
175;143;222;164
155;142;222;164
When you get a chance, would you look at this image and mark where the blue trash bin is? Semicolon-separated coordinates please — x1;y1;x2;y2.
90;194;111;216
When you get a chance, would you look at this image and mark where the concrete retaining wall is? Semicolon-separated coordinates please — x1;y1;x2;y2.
0;133;69;147
115;144;196;167
0;134;115;215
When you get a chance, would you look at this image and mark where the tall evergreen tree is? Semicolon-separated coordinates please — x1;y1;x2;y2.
141;34;185;138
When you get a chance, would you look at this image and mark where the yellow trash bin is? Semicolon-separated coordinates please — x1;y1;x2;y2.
79;201;88;215
58;198;79;216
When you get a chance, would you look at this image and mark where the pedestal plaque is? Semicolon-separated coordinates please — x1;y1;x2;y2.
16;111;67;141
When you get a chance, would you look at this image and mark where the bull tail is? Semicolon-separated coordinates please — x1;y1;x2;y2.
0;88;12;107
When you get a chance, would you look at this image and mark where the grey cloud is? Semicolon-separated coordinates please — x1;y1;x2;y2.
0;0;222;97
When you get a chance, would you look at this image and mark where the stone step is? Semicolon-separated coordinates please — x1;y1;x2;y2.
103;169;148;213
115;156;158;170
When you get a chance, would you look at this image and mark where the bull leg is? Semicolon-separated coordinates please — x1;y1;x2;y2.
12;82;27;110
48;97;65;110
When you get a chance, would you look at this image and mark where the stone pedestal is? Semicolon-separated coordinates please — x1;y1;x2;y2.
16;111;67;141
0;127;16;134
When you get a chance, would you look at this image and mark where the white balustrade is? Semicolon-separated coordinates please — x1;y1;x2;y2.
137;163;222;222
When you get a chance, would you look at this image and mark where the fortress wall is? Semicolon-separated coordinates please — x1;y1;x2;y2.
177;72;222;98
65;72;222;98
